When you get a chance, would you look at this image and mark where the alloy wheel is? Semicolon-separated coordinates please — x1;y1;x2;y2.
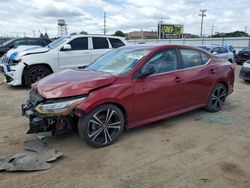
29;69;49;84
211;85;227;111
87;109;122;146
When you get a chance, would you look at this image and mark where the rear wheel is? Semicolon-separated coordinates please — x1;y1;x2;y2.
206;83;227;112
24;66;52;87
78;104;124;148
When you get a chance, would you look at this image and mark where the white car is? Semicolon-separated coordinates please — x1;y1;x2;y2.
0;35;127;87
197;45;235;63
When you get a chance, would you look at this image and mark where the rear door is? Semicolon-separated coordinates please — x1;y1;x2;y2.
219;47;229;60
177;48;214;106
90;37;111;62
58;37;91;69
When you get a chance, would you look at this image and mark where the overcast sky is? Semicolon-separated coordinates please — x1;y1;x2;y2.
0;0;249;37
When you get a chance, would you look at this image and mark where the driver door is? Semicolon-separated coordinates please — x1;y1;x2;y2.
132;49;184;122
59;37;91;69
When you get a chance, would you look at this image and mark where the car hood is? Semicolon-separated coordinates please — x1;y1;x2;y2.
34;69;117;99
6;46;49;60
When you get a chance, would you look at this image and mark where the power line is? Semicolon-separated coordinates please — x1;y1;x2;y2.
199;9;207;37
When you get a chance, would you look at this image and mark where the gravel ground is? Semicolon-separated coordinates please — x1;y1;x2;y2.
0;64;249;188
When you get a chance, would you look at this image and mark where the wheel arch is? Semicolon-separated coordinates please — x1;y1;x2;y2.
79;100;129;127
218;81;229;94
22;63;54;85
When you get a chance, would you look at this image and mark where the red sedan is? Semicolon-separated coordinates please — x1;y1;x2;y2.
22;45;235;147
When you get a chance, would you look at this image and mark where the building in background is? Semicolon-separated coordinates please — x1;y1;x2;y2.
128;30;158;40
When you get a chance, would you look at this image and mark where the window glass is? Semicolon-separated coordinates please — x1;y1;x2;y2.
48;37;70;49
200;52;209;64
210;47;219;53
86;48;150;75
27;39;46;46
13;39;27;46
243;47;250;51
92;37;109;49
68;37;88;50
144;49;178;74
220;47;228;53
109;38;125;48
180;49;203;68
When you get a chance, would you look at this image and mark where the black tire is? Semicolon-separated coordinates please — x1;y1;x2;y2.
206;83;227;112
78;104;124;148
24;65;52;87
235;61;242;65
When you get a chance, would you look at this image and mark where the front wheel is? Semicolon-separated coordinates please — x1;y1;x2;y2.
78;104;124;148
206;83;227;112
24;66;52;87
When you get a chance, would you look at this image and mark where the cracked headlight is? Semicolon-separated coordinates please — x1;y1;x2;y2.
35;97;85;115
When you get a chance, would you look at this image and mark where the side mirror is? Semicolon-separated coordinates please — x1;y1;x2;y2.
62;44;72;51
139;65;155;78
212;51;218;55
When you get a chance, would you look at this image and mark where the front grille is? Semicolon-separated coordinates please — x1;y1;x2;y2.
29;89;43;105
1;55;18;65
1;55;10;64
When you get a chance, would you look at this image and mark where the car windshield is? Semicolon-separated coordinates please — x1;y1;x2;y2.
1;39;15;46
86;48;151;75
47;37;70;49
242;47;250;51
197;46;212;51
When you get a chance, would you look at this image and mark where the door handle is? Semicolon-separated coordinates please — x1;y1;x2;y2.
210;69;216;74
174;77;182;83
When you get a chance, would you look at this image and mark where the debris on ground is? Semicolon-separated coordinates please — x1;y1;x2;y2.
0;153;51;171
0;139;62;172
24;139;62;162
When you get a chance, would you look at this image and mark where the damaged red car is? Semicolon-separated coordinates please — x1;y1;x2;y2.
22;45;235;147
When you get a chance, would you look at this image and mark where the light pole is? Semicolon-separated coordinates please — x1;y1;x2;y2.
199;9;207;37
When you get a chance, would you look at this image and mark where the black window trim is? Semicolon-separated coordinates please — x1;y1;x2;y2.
134;48;181;78
60;37;88;51
108;37;125;48
177;48;211;71
92;37;109;50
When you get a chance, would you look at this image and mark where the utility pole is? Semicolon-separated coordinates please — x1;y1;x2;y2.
199;9;207;37
245;26;248;33
33;30;35;37
104;12;107;35
210;24;215;36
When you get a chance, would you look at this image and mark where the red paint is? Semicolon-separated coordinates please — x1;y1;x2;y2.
34;45;235;129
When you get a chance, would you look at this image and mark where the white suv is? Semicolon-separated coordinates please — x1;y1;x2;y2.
0;35;127;87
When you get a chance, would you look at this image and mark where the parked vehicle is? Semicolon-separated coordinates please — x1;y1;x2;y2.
0;38;51;57
0;35;127;87
197;45;235;63
22;44;235;147
235;46;250;65
222;44;236;57
239;60;250;81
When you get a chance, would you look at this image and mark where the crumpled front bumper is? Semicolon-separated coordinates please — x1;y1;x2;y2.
22;101;55;134
22;100;79;134
0;62;24;86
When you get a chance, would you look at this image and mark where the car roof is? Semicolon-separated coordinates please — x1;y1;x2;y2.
70;34;126;40
119;44;208;52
